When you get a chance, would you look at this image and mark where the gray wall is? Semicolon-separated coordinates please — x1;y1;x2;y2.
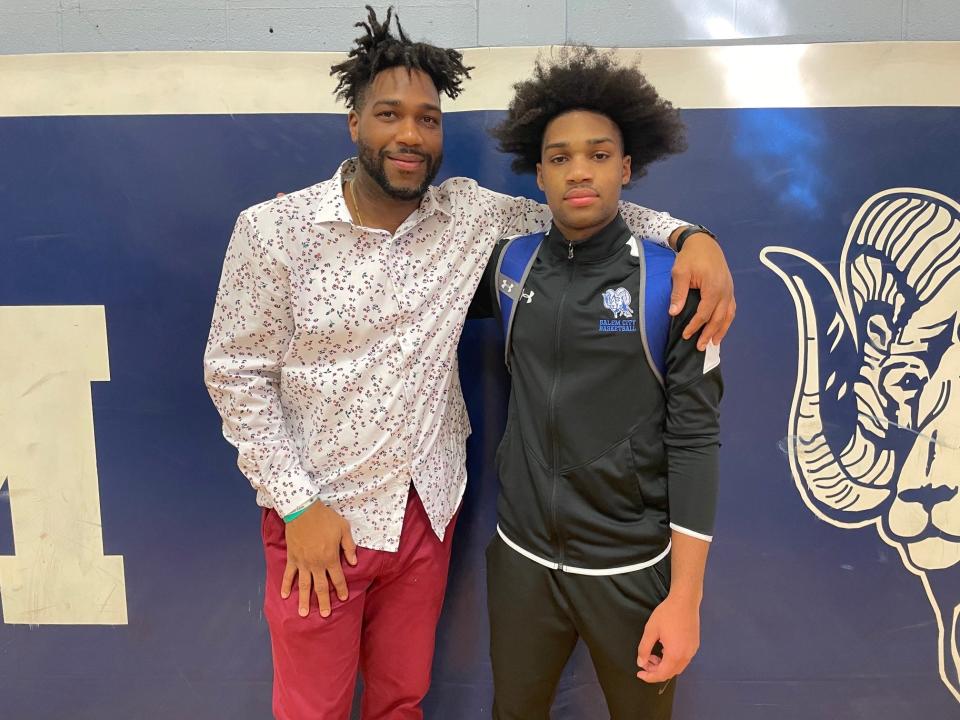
1;0;959;54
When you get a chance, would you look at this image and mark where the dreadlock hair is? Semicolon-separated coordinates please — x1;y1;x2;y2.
330;5;473;111
490;46;686;183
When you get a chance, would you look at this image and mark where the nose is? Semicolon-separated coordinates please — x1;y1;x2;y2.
898;472;958;515
898;432;958;513
565;155;593;184
395;116;423;147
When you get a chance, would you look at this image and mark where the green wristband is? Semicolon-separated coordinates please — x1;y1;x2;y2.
283;506;309;523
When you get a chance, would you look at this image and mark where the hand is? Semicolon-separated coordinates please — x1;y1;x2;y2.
636;594;701;683
669;232;736;350
281;502;358;618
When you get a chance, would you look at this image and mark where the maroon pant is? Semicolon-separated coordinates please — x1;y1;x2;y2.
262;491;458;720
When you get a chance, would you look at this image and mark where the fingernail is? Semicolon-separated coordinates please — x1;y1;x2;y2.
281;592;288;599
299;608;308;617
321;610;330;618
669;304;678;314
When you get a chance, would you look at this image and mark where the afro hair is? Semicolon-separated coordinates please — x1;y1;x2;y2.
490;46;686;182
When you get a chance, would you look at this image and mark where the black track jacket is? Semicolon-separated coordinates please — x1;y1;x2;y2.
471;214;722;573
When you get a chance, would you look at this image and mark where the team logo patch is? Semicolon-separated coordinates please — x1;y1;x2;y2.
600;287;636;332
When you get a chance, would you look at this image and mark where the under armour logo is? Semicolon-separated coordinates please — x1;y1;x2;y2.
500;280;514;293
521;290;535;304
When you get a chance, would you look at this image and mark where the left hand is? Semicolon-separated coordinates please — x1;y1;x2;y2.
670;232;736;350
636;594;701;684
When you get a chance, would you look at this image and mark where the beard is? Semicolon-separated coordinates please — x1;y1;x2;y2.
357;139;442;201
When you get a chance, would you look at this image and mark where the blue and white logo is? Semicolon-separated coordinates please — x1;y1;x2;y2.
600;287;636;332
602;287;633;318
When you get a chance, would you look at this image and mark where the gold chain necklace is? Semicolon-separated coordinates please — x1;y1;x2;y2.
349;178;365;227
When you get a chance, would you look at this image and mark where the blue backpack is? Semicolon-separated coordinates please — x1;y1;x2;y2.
494;232;674;386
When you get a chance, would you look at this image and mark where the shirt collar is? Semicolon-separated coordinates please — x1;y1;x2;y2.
546;213;631;262
312;157;450;226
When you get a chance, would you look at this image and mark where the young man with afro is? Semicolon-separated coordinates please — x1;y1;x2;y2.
474;47;723;719
205;6;732;718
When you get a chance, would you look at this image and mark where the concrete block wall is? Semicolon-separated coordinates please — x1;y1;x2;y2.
0;0;959;54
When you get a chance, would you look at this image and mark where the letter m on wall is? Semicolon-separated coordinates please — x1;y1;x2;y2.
0;306;127;625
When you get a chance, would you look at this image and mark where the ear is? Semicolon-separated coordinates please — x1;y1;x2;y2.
866;313;893;351
536;162;544;192
348;110;360;143
621;155;631;185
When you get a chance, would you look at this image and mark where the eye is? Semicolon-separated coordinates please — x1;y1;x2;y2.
422;115;440;126
593;152;610;160
550;155;568;164
895;372;923;393
377;111;397;120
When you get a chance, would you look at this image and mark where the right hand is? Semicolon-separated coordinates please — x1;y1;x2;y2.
281;502;358;618
636;593;701;684
669;232;736;350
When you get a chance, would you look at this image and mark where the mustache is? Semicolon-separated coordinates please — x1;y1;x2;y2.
382;148;430;161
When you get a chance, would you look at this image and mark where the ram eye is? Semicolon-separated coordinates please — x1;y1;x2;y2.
895;372;922;393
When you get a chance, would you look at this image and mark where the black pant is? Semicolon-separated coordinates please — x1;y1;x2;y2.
486;535;676;720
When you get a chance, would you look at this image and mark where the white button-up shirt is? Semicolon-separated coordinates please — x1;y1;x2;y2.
204;159;684;551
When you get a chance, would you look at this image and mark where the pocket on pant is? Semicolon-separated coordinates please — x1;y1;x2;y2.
261;507;286;550
650;554;671;601
485;534;499;563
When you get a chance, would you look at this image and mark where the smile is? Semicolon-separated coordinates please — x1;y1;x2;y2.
387;155;425;171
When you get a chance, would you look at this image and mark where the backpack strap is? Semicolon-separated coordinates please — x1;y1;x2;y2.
632;236;675;387
495;232;545;371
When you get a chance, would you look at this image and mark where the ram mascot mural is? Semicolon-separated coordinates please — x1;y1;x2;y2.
760;188;960;702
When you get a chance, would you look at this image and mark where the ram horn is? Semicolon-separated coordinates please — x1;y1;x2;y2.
761;247;892;523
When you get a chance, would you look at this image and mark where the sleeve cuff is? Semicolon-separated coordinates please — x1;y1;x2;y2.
663;220;687;249
670;522;714;543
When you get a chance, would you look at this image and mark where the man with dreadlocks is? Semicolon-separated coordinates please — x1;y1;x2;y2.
473;48;723;719
205;6;731;718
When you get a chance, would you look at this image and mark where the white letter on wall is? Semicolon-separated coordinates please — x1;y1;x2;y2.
0;306;127;624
